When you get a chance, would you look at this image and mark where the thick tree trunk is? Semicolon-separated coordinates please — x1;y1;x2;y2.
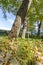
22;21;27;39
37;22;42;36
8;16;21;39
8;0;32;39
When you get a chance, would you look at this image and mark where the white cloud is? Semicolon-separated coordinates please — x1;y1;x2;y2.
0;27;11;30
0;19;11;30
0;9;15;30
8;19;14;24
0;16;15;30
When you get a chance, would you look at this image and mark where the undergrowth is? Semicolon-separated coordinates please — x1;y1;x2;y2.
0;37;43;65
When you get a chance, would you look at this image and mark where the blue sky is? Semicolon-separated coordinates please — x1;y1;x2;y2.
0;9;16;30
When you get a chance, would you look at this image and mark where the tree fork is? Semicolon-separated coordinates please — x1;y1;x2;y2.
8;0;32;39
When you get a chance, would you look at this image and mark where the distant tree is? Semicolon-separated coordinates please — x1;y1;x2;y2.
26;0;43;37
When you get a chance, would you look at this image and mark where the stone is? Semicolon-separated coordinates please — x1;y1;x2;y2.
35;61;43;65
9;58;20;65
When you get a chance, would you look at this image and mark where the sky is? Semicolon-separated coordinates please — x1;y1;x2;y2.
0;9;16;30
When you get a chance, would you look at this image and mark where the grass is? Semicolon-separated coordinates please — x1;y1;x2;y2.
0;35;43;65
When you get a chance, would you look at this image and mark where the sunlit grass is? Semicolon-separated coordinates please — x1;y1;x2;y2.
0;35;43;65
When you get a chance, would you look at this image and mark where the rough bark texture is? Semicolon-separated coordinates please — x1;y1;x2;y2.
9;16;21;38
37;22;42;36
8;0;32;39
22;21;27;39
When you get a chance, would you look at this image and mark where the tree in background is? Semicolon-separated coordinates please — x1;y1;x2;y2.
26;0;43;37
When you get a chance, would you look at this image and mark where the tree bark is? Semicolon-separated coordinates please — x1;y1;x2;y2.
8;16;21;39
8;0;32;39
37;22;42;36
22;21;27;39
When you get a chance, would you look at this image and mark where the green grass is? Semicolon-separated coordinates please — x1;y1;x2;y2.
0;35;43;65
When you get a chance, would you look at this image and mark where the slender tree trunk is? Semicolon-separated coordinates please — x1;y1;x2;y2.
21;0;32;39
37;21;42;36
22;21;27;39
8;0;32;39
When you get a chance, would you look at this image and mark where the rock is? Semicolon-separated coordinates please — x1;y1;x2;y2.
35;61;43;65
0;55;4;62
9;58;20;65
0;51;5;62
0;63;3;65
4;50;12;62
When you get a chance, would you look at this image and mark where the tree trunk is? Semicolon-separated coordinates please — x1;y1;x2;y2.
8;0;32;39
22;21;27;39
8;16;21;39
37;22;42;36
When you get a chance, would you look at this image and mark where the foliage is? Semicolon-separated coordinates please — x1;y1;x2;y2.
0;0;22;18
26;0;43;31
